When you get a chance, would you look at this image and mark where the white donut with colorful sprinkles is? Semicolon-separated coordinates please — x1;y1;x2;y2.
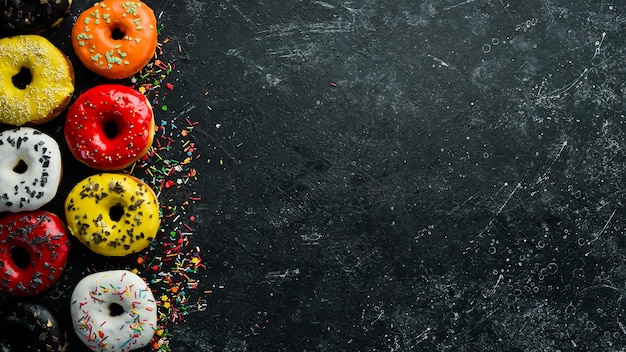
70;269;157;352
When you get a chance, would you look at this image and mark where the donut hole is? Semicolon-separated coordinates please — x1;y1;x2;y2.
110;26;126;40
10;245;30;269
103;120;120;140
12;159;28;174
109;302;125;316
12;66;32;90
109;204;124;221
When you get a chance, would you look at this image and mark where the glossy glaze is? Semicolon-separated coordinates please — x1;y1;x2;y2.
0;210;70;296
65;84;154;170
71;0;157;79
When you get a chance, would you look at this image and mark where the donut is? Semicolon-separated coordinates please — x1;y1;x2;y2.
70;270;157;352
65;173;159;257
71;0;158;79
0;210;70;296
0;35;74;126
0;301;69;351
0;127;63;213
65;84;155;171
0;0;72;33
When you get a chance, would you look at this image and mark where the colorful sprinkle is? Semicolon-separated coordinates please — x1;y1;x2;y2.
127;29;207;352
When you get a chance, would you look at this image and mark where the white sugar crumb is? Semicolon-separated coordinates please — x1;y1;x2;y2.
0;36;74;125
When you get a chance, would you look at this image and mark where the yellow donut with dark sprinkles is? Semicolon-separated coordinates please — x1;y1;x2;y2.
71;0;157;79
65;173;159;256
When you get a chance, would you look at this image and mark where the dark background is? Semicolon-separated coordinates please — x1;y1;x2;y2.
3;0;626;351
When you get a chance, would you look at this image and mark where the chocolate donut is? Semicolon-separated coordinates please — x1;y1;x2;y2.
0;301;69;351
0;0;72;33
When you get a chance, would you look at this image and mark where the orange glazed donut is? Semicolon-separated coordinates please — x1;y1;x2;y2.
64;84;155;170
71;0;157;79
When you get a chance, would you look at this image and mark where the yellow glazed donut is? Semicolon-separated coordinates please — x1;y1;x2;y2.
64;173;159;256
0;35;74;125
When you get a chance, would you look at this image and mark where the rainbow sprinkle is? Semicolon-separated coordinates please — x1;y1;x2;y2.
127;26;207;352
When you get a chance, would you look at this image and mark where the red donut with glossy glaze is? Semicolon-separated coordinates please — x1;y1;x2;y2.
0;210;71;296
64;84;155;170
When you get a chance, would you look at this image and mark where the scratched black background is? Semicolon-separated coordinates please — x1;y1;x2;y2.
2;0;626;351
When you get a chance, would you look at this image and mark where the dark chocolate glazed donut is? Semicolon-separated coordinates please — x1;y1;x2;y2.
0;0;72;33
0;301;68;351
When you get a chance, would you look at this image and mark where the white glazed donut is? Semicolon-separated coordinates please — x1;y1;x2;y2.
0;127;62;212
70;270;158;352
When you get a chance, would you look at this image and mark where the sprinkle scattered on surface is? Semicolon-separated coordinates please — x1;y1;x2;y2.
127;28;207;352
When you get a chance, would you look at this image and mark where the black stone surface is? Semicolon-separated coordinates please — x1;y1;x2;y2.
2;0;626;351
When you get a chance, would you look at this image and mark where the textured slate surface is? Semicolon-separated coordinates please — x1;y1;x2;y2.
2;0;626;351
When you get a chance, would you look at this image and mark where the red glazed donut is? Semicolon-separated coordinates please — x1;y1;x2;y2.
64;84;155;170
0;210;70;296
